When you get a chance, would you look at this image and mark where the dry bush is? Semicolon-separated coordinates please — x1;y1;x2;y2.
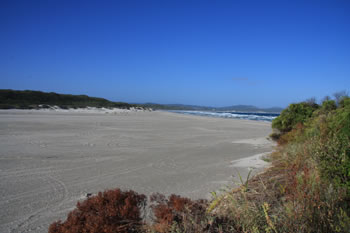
209;142;350;233
149;193;206;232
48;189;146;233
209;166;287;233
148;193;235;233
49;190;236;233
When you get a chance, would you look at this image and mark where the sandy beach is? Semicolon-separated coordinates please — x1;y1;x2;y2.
0;110;273;233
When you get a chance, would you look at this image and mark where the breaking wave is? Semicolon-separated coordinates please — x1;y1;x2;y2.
169;110;279;122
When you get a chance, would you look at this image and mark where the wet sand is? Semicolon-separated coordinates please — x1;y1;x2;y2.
0;110;273;233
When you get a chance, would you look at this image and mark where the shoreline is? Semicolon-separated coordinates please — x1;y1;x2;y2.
164;110;278;122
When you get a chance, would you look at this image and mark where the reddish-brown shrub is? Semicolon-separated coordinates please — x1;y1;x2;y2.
49;189;236;232
48;189;146;233
149;193;210;232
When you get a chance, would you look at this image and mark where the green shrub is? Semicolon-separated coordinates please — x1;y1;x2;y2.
312;101;350;193
278;96;350;193
339;97;350;109
266;94;350;231
272;102;319;134
321;100;337;112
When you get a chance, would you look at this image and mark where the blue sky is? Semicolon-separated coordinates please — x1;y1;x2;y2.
1;0;349;108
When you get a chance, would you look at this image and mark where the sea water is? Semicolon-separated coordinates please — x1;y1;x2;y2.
169;110;279;122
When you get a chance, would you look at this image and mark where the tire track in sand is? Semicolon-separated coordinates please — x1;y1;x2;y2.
10;174;68;233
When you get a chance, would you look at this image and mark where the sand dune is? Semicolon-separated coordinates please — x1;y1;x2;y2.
0;110;273;233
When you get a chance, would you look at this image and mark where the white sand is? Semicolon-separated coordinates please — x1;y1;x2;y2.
232;137;272;146
230;152;270;168
0;110;273;233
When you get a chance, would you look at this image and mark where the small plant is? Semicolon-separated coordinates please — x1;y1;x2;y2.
236;169;253;192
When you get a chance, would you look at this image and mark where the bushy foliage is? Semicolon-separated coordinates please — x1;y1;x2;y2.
272;102;319;133
320;99;337;112
273;96;350;193
270;96;350;231
48;189;146;233
209;94;350;232
312;97;350;193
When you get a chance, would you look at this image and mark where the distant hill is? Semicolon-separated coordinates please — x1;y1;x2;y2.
0;89;135;109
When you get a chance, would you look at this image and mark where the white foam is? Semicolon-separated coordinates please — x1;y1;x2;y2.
171;110;278;122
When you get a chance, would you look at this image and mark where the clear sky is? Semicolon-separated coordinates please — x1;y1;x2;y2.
1;0;349;108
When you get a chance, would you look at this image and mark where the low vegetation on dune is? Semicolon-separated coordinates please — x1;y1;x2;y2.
49;92;350;233
210;92;350;233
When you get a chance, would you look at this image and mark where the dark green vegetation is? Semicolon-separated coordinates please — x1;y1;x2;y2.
0;89;135;109
271;102;319;133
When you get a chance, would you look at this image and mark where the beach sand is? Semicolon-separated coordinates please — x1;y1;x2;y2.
0;110;273;233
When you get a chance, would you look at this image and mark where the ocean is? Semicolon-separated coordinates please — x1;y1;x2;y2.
169;110;279;122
